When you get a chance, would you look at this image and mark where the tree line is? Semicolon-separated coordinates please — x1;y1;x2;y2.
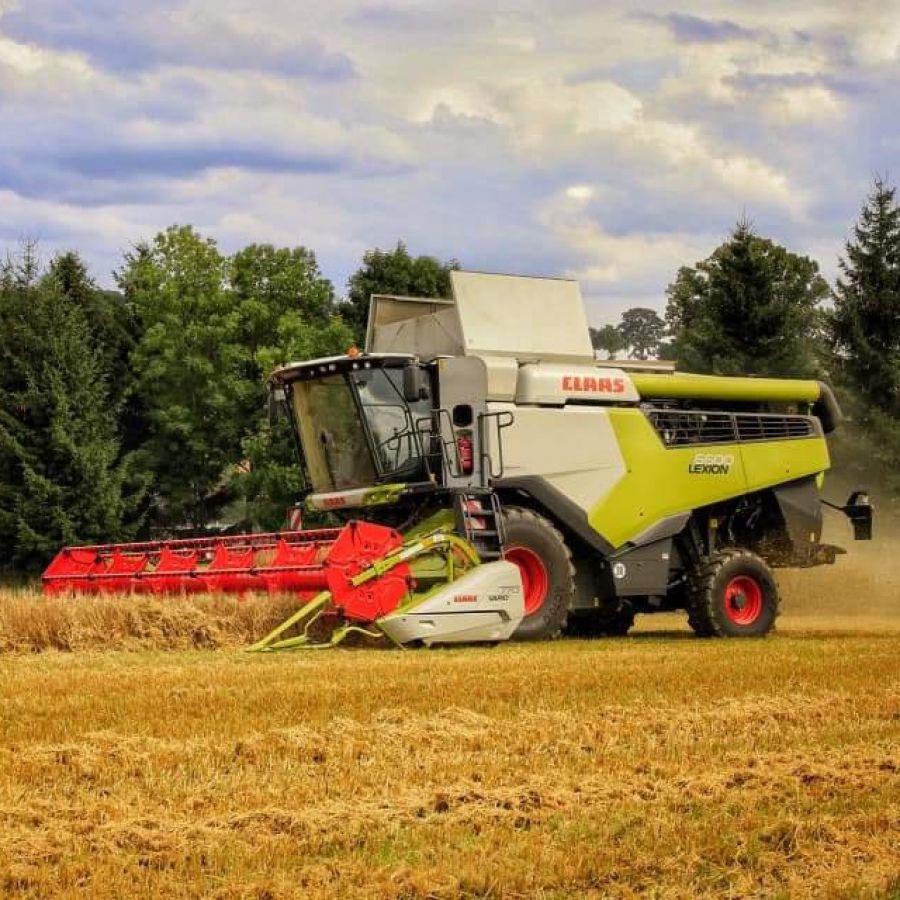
1;179;898;569
0;233;455;569
591;217;831;374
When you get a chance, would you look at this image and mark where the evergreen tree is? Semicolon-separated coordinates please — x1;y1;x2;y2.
46;252;147;454
343;242;458;343
0;246;145;568
830;177;900;416
47;252;134;385
666;221;827;377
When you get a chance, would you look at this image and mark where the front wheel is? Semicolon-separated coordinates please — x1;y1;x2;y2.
502;507;574;641
687;549;779;637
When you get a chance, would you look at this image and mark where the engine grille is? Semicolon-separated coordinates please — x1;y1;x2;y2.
735;415;816;441
646;409;816;448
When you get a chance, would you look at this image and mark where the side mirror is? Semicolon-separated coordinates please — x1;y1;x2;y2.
268;386;286;425
402;365;429;403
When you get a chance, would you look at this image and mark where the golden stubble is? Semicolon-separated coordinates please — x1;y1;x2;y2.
0;601;898;898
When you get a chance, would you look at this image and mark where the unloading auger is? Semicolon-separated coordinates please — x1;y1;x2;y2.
44;271;872;648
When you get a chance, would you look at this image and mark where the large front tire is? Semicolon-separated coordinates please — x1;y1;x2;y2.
687;548;779;637
502;507;574;641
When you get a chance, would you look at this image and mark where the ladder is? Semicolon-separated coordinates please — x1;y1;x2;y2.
454;490;505;561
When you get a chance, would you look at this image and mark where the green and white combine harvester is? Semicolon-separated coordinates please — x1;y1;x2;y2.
43;272;873;648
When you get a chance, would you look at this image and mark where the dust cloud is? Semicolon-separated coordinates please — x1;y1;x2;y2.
778;506;899;626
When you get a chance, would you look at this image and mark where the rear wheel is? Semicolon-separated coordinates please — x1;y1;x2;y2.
503;507;574;641
687;548;779;637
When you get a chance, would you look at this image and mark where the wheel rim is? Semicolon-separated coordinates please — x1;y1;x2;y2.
505;546;549;617
723;575;764;626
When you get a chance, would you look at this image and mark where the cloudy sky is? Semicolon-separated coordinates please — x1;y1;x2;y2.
0;1;897;324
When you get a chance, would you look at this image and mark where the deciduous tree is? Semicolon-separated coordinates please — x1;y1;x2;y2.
118;226;239;527
590;324;626;359
120;228;353;530
344;242;458;343
230;244;352;529
618;308;666;360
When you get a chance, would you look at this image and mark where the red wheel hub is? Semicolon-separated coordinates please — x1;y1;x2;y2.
505;546;549;617
724;575;764;626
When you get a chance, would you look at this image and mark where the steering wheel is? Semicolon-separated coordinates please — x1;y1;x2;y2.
374;429;415;462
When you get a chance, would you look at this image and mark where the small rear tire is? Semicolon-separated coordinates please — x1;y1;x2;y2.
687;548;779;637
503;507;574;641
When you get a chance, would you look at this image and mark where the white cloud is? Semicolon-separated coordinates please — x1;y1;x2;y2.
614;118;807;218
0;33;94;86
764;84;844;124
0;0;893;322
660;43;742;103
847;11;900;63
568;81;644;134
412;85;501;125
565;185;594;201
0;34;44;72
412;78;644;145
539;186;713;294
710;155;802;216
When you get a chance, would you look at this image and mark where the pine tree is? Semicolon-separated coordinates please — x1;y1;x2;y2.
46;252;149;456
830;178;900;416
47;254;136;395
666;221;827;377
0;247;145;568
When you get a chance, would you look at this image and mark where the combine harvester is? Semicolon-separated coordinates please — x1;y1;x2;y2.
43;272;873;649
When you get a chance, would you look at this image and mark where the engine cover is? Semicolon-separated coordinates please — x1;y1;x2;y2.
377;560;524;646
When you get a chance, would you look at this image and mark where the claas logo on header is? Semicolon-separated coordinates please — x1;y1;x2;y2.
561;375;626;394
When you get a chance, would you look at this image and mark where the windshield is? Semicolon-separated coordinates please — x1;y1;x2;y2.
352;368;429;480
290;366;430;494
292;374;376;492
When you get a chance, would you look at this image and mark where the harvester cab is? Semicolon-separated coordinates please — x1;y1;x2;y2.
271;351;504;513
44;271;873;650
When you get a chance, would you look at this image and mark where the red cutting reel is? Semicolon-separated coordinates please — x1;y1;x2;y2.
42;521;412;622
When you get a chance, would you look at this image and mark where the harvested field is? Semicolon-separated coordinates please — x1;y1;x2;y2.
0;634;898;896
1;533;898;899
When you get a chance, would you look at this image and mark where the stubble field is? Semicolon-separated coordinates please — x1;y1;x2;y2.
0;536;898;899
